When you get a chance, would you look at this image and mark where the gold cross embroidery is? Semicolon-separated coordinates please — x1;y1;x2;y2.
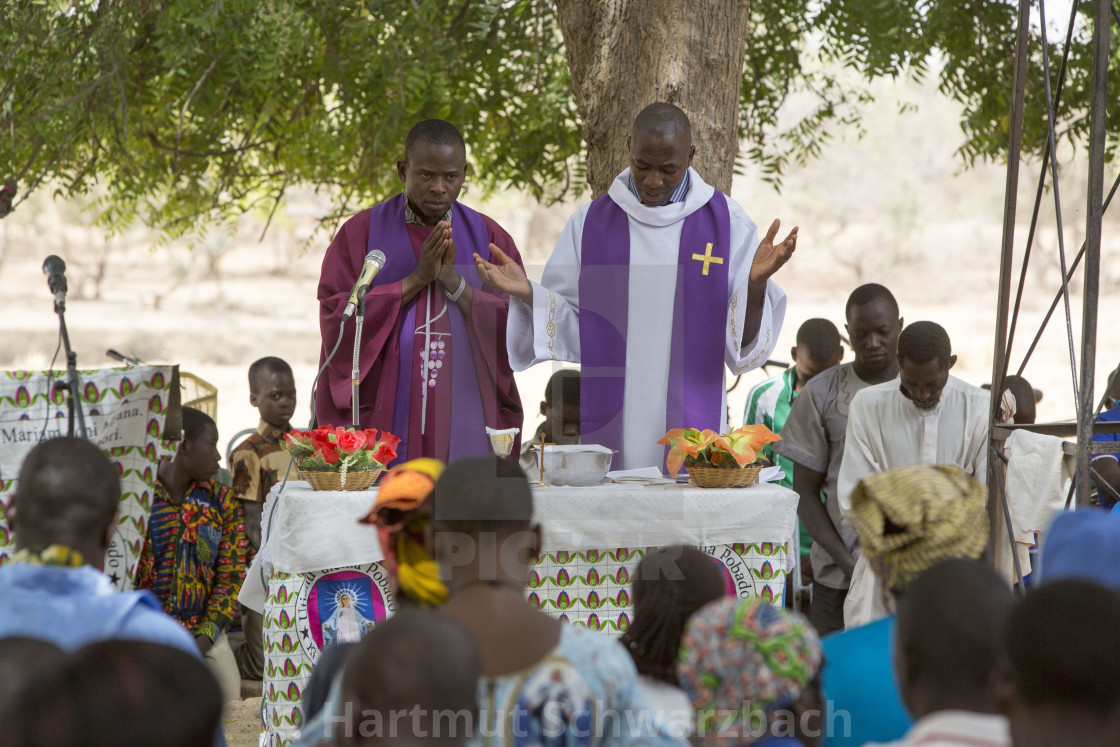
691;242;724;276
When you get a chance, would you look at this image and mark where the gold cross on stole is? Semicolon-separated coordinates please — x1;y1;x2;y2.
691;242;723;276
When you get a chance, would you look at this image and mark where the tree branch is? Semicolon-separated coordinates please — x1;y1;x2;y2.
175;52;226;175
25;74;111;127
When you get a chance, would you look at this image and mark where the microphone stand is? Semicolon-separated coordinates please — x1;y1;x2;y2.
350;295;365;430
54;295;88;440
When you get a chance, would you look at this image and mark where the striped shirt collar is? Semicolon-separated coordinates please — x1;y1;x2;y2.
404;198;453;226
626;170;691;206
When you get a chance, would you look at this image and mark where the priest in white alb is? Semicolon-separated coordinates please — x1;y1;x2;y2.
475;102;798;470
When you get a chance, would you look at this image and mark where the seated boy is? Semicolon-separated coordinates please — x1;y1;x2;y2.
137;406;248;703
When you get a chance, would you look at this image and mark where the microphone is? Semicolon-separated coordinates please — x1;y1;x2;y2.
341;250;386;320
43;255;68;310
106;349;142;365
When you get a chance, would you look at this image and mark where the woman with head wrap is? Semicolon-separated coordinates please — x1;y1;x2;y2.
357;457;449;607
820;464;990;747
620;545;727;737
679;597;824;747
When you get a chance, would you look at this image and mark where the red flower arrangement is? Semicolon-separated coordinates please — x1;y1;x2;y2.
282;426;400;477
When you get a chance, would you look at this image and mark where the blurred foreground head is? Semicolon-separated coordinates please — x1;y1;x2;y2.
1000;580;1120;747
340;609;481;746
679;597;824;747
433;457;536;589
7;639;221;747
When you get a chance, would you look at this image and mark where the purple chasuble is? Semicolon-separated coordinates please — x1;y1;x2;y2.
578;191;731;458
365;193;492;464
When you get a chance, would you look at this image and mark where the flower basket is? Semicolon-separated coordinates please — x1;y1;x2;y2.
686;462;765;489
658;424;780;487
298;468;383;492
283;426;400;492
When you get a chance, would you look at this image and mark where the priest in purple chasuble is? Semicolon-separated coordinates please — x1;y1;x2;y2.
476;103;796;471
316;119;524;465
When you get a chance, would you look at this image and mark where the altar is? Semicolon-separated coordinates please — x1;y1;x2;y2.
242;479;799;746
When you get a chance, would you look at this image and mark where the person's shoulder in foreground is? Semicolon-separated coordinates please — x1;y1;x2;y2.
819;617;911;747
0;436;198;655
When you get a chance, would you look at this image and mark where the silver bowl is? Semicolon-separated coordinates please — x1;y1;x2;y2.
541;445;613;487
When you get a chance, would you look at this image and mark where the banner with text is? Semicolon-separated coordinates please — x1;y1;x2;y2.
0;365;180;590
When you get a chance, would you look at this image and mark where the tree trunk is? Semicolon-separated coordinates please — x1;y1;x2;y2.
555;0;751;197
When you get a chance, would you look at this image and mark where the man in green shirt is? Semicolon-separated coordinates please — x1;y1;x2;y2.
743;319;843;597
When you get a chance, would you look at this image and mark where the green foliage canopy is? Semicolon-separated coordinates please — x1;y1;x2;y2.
0;0;1116;237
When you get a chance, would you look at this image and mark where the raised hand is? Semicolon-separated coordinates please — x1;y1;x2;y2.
475;243;532;304
750;219;798;284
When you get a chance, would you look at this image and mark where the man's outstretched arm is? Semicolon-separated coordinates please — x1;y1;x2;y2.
742;218;797;346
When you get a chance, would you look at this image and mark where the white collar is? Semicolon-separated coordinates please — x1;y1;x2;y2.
607;167;715;228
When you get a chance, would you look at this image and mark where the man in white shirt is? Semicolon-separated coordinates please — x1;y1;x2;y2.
866;559;1013;747
475;102;797;470
838;321;990;626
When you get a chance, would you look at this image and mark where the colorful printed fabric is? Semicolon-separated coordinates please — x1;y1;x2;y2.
848;464;988;591
136;479;247;641
230;420;293;505
9;544;85;568
679;597;822;746
475;623;679;746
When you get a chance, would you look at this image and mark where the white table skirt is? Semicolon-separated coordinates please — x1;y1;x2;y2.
534;482;798;553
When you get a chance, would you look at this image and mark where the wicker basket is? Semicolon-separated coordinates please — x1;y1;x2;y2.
686;462;764;489
299;468;382;492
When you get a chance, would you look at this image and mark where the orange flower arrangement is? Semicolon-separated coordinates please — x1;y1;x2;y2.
657;424;781;476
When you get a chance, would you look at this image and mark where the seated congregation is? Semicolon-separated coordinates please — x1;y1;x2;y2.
3;428;1120;746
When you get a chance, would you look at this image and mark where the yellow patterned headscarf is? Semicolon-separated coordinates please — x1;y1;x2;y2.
849;464;988;591
359;458;449;608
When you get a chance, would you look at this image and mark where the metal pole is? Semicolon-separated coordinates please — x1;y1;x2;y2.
988;0;1032;553
1003;0;1081;378
351;300;365;430
1076;0;1109;506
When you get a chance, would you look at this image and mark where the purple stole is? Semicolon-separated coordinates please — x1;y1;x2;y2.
366;193;491;463
578;191;731;456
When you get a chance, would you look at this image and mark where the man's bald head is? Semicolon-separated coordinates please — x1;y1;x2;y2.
433;457;536;587
627;103;696;206
632;102;693;142
433;456;533;531
13;437;120;554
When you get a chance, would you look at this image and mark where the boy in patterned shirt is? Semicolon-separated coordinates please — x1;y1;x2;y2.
229;356;297;681
137;406;248;703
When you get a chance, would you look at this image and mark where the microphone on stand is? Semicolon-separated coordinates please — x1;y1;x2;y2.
43;255;68;311
341;250;387;321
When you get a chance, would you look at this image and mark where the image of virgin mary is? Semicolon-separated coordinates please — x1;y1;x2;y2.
321;589;376;647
